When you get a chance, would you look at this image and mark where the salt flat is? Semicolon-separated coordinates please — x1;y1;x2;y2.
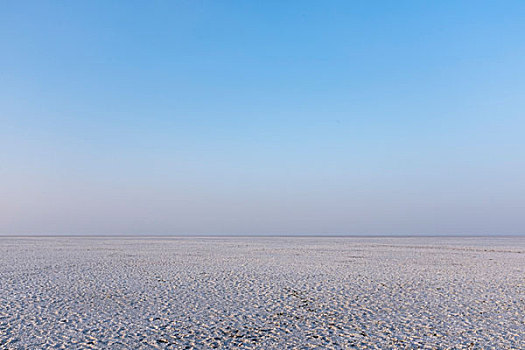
0;237;523;349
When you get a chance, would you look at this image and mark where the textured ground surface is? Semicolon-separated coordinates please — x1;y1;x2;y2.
0;236;524;349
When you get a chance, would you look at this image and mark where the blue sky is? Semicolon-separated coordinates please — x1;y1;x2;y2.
1;1;525;235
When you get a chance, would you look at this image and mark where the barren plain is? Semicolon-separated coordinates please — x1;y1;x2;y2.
1;236;523;349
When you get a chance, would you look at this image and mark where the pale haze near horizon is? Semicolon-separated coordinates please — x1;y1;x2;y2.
1;1;525;236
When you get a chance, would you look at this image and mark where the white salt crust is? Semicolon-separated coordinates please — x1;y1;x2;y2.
0;236;523;349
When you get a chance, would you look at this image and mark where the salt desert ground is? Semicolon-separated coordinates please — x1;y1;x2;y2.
0;236;523;349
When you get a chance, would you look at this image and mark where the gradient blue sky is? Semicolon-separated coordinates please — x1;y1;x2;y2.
1;1;525;235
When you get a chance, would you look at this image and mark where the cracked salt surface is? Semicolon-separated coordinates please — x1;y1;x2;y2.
0;236;524;349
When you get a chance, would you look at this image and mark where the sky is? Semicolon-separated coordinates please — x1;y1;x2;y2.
1;1;525;235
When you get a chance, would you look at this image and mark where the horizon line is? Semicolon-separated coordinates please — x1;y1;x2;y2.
1;234;524;238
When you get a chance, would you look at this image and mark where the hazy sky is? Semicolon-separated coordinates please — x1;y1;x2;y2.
1;1;525;235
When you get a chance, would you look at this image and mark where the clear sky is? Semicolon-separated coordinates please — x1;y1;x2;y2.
1;1;524;235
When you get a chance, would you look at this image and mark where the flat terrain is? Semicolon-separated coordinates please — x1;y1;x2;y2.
0;237;524;349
